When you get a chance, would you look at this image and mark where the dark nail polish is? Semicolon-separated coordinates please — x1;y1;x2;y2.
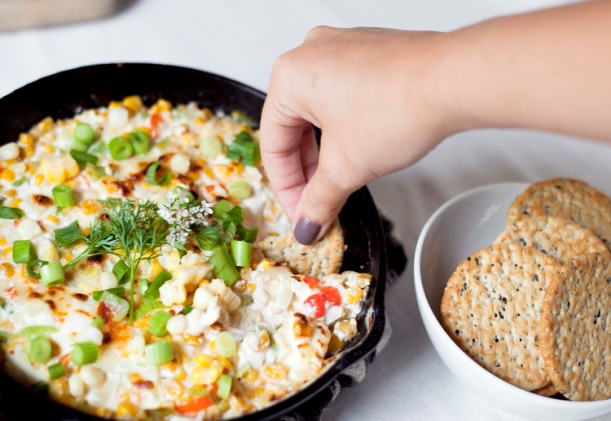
294;217;321;245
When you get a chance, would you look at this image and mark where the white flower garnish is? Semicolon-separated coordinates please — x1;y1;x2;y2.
157;187;214;247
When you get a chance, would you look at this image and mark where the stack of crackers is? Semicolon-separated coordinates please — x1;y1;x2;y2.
440;178;611;401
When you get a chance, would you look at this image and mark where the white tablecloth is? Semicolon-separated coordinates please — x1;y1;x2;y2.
1;1;610;420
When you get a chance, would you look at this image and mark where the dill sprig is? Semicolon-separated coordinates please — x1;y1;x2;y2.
66;199;169;320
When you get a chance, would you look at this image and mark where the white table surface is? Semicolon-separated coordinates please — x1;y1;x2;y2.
1;1;610;420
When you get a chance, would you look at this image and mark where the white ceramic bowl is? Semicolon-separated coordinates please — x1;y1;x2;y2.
414;182;611;421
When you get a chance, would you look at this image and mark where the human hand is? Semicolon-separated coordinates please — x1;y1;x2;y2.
260;27;463;244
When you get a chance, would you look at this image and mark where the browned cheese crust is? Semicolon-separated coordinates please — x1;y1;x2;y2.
440;244;563;391
539;252;611;401
258;219;344;278
506;178;611;251
494;216;610;265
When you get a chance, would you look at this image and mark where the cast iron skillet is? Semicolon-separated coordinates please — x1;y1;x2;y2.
0;63;387;421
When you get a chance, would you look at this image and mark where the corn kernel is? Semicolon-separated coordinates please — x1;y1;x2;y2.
246;283;256;294
8;199;21;208
81;199;101;215
4;189;16;197
204;168;215;179
116;399;139;417
137;126;151;136
18;133;34;146
65;157;79;179
108;101;122;108
347;288;363;304
194;117;207;125
4;247;12;259
0;237;6;246
42;247;60;263
0;168;15;181
293;318;312;338
34;174;44;186
152;98;172;113
264;364;288;379
122;95;143;113
194;353;213;367
45;215;59;224
35;117;54;135
191;361;223;385
175;368;187;381
165;379;184;399
243;369;259;382
43;145;55;154
0;263;15;278
62;250;73;264
216;355;232;370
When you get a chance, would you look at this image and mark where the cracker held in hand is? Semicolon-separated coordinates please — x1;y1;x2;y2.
440;243;563;391
540;252;611;401
258;219;344;278
493;216;610;265
506;178;611;251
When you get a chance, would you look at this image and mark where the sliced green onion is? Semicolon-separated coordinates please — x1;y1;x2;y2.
209;246;239;286
29;336;52;363
12;177;27;187
70;149;98;165
0;206;24;220
135;300;165;319
236;225;258;243
231;110;255;127
92;316;104;328
148;311;171;337
200;135;224;158
26;259;47;279
48;362;67;380
13;239;36;264
71;341;98;366
230;240;251;268
136;279;149;295
20;325;57;339
52;185;76;208
216;331;237;357
182;304;193;315
112;259;129;284
70;141;89;152
145;340;174;366
228;181;252;200
216;374;232;399
108;137;134;160
40;262;65;286
146;162;171;186
73;122;95;146
143;270;172;301
84;163;105;180
129;130;150;155
54;221;84;247
92;287;126;301
213;199;245;224
99;291;129;321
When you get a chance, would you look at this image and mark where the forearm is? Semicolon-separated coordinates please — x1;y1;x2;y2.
437;0;611;141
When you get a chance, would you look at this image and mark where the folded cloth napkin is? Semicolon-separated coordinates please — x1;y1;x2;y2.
281;215;406;421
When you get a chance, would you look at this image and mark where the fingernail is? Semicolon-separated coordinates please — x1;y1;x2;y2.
294;217;321;245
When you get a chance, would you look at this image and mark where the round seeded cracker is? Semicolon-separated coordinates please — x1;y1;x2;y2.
493;216;610;265
258;219;344;278
440;243;563;391
506;178;611;251
539;252;611;401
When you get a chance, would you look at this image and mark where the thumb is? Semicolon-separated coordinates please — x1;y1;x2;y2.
292;160;355;245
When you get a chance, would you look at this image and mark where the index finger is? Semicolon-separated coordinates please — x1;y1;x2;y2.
260;97;319;221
